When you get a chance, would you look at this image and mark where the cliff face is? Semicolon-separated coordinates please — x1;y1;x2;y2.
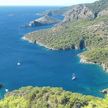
86;0;108;13
29;15;59;27
98;8;108;17
62;0;108;23
63;4;95;22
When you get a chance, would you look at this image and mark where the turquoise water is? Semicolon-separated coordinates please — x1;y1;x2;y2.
0;6;108;98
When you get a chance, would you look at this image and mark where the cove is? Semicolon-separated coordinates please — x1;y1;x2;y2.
0;6;108;98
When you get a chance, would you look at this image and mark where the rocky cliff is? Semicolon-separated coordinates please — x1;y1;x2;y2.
98;8;108;17
62;0;108;23
29;15;59;27
63;4;95;22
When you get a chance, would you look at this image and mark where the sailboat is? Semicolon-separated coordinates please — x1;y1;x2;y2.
72;73;76;80
17;62;21;66
5;89;9;92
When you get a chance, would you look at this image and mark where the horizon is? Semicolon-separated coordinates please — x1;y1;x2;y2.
0;0;98;6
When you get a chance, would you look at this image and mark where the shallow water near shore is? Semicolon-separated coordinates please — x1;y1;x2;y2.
0;6;108;98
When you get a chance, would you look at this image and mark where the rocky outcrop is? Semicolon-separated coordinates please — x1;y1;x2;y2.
29;21;42;26
100;89;108;95
57;0;108;24
29;15;59;27
86;0;108;16
101;63;108;72
63;4;95;22
98;8;108;17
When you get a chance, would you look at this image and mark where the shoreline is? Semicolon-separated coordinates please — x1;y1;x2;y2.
22;35;108;73
22;35;79;51
79;54;108;72
22;36;58;50
78;54;95;64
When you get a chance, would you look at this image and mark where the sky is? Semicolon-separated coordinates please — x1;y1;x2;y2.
0;0;98;6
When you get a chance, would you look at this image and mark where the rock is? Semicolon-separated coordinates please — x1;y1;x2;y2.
29;21;42;27
98;8;108;17
101;63;108;72
100;89;108;94
63;4;95;23
29;15;60;27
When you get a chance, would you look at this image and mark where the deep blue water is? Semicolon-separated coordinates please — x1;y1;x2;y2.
0;6;108;98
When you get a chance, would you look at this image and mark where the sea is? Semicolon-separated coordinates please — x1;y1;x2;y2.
0;6;108;98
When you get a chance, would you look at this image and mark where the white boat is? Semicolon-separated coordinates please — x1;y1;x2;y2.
5;89;9;92
17;62;21;66
72;73;76;80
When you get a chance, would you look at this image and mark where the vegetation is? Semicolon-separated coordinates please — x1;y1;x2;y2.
23;18;102;48
86;0;108;14
24;15;108;50
2;0;108;108
23;0;108;71
82;47;108;64
0;86;108;108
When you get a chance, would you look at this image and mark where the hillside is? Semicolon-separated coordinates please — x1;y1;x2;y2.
86;0;108;15
63;4;95;23
0;86;108;108
23;0;108;72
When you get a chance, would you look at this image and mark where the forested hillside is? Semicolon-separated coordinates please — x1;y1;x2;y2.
0;86;108;108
